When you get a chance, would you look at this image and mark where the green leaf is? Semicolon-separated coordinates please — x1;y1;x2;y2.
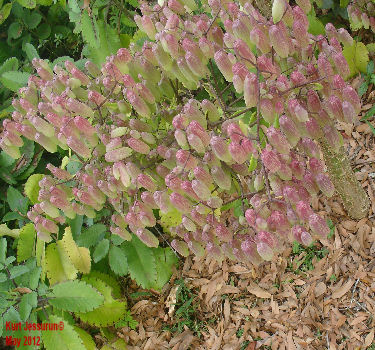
66;215;83;240
9;265;29;279
35;23;51;40
76;223;106;247
81;9;100;48
59;227;91;274
0;224;20;238
0;71;30;92
126;0;138;6
17;223;36;262
77;277;127;326
366;121;375;136
45;243;77;285
2;211;24;222
339;0;349;6
343;41;369;77
24;11;42;28
24;43;39;61
0;238;7;264
307;14;325;36
361;105;375;121
151;247;178;290
0;57;18;76
17;0;36;9
0;3;12;25
7;186;29;215
358;82;368;97
367;61;374;75
19;291;37;321
93;239;109;263
122;235;156;289
28;266;41;289
8;22;23;40
42;315;85;350
37;0;53;5
73;327;96;350
108;246;128;276
49;280;104;312
24;173;44;204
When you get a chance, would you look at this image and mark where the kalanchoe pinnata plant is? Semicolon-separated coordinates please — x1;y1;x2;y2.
0;0;369;264
347;0;375;33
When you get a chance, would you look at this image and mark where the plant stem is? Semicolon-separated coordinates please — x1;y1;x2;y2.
319;138;370;220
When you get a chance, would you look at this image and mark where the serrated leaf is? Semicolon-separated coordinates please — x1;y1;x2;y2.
45;243;77;285
42;315;85;350
77;277;126;326
9;264;29;279
66;215;83;239
84;271;121;298
7;186;29;214
0;3;12;25
93;238;109;263
19;291;37;321
28;266;41;289
73;326;96;350
151;247;178;290
108;246;128;276
49;280;104;312
60;228;91;274
101;338;128;350
0;71;30;92
122;235;156;289
24;43;39;61
17;223;36;262
358;82;368;97
24;173;44;204
76;224;106;247
81;9;100;48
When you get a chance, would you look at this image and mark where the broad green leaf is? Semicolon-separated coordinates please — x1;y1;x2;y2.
0;223;20;238
66;215;83;239
2;211;24;221
17;0;36;9
108;246;128;276
159;207;182;234
42;315;85;350
24;173;44;204
101;338;128;350
0;71;30;92
77;277;126;326
367;61;374;75
8;22;23;39
60;228;91;274
49;280;104;312
84;271;121;298
0;57;19;75
28;266;41;289
76;223;106;247
122;235;156;289
73;327;96;350
81;9;100;48
0;3;12;24
17;223;36;262
24;43;39;61
9;264;29;279
7;186;29;214
19;291;37;321
343;41;369;77
45;243;77;285
151;247;178;290
307;14;325;35
35;23;51;40
93;239;109;263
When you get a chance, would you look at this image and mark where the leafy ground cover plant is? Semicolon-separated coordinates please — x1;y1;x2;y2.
0;0;370;267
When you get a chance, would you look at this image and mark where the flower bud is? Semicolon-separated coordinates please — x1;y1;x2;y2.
171;239;189;257
266;126;291;154
210;136;232;163
272;0;287;23
243;73;258;108
211;166;232;190
214;50;234;82
261;146;281;173
308;214;329;238
315;173;334;197
170;192;192;214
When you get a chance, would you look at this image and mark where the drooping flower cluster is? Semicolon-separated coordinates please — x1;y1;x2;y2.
0;0;361;264
348;0;375;33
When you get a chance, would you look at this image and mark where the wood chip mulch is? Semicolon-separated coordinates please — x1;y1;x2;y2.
118;87;375;350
